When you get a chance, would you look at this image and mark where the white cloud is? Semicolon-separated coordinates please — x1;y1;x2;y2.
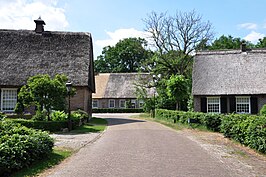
95;28;150;48
244;31;265;43
238;23;258;30
0;0;68;31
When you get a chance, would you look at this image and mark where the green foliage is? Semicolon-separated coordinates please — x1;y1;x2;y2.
7;119;68;132
259;104;266;116
0;112;6;121
95;37;152;73
32;110;47;121
0;121;54;175
92;108;144;113
166;75;189;110
220;114;266;153
255;37;266;48
71;109;89;120
155;109;266;153
207;35;254;50
16;74;74;120
51;111;68;121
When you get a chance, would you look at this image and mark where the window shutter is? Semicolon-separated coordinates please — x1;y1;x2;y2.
220;97;227;113
200;97;207;113
229;97;236;113
250;97;258;114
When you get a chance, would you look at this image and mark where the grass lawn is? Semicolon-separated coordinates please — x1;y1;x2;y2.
70;117;107;134
134;113;209;132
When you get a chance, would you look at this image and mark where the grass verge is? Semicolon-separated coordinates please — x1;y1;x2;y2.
10;148;72;177
71;117;107;134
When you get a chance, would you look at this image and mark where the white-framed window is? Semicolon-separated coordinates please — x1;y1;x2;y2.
92;100;98;108
207;97;220;113
139;100;144;108
1;88;17;112
109;99;115;108
131;99;136;108
236;96;250;114
120;100;126;108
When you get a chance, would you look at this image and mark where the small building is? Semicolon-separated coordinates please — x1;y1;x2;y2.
92;73;152;109
192;45;266;114
0;17;95;115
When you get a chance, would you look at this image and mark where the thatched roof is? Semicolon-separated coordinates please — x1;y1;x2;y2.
192;49;266;95
93;73;152;99
0;29;95;92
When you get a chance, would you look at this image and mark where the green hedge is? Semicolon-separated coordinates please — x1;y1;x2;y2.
93;108;144;113
220;114;266;153
155;109;266;153
0;121;54;176
7;119;68;132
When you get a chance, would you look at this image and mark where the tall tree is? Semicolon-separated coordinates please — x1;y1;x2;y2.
206;35;254;50
143;10;214;77
255;37;266;48
142;10;213;110
95;37;152;73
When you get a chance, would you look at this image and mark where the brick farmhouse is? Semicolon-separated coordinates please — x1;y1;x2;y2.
0;18;95;116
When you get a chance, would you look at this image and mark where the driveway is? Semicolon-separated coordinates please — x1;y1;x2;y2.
46;113;265;177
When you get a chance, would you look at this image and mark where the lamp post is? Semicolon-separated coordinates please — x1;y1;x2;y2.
152;75;158;118
66;82;72;131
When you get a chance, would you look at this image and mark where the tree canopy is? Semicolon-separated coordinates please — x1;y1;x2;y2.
95;37;152;73
15;74;74;120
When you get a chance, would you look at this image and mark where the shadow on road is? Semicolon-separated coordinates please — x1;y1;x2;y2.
105;118;146;126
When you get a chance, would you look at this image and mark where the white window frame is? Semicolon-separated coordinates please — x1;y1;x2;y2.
119;100;126;108
1;88;18;112
207;97;221;113
109;99;115;108
92;100;98;108
138;100;144;108
236;96;251;114
131;99;136;108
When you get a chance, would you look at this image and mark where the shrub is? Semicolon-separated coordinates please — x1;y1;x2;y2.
0;112;6;121
8;119;68;132
93;108;143;113
220;114;266;153
260;104;266;116
51;110;68;121
155;109;266;153
32;110;47;121
0;121;54;175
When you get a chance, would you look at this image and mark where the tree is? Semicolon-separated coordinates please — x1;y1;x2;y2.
255;37;266;48
143;10;214;77
95;37;152;73
15;74;73;121
166;75;189;110
207;35;254;50
142;10;213;110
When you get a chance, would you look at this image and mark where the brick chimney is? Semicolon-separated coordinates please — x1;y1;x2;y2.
34;16;45;33
240;42;247;52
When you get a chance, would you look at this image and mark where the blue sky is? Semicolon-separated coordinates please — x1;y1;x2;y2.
1;0;266;57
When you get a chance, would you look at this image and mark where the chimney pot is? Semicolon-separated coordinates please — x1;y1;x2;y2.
34;16;45;33
240;42;247;52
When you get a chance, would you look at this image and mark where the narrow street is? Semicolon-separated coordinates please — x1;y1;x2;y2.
46;114;265;177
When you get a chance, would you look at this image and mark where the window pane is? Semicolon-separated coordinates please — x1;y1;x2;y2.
236;97;250;113
2;89;17;112
109;100;115;108
207;97;220;113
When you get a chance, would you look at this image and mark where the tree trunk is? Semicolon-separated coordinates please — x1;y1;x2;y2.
176;102;179;110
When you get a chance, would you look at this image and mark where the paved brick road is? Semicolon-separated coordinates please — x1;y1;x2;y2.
46;113;256;177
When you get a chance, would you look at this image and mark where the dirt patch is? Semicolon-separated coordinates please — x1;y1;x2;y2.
180;129;266;177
